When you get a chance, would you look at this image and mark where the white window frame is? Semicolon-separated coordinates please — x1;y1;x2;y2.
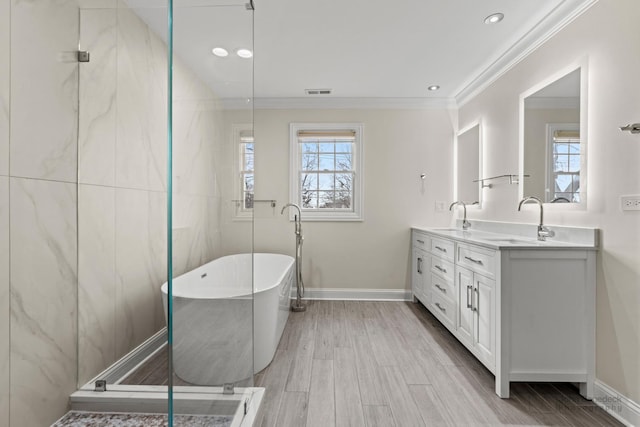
289;123;364;221
233;124;254;220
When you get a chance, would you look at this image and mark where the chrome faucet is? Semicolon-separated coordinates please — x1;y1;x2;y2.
449;201;471;230
518;196;555;241
281;203;302;236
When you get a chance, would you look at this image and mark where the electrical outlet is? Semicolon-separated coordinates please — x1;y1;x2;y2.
621;195;640;211
435;201;446;212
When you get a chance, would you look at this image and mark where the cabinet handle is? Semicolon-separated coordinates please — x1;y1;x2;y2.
473;287;479;312
435;302;446;313
435;246;447;253
434;264;447;274
417;239;425;244
417;257;423;274
464;256;483;265
466;285;472;309
435;284;446;294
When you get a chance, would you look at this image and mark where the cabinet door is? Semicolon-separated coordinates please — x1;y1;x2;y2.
456;267;474;347
474;274;495;366
412;247;427;303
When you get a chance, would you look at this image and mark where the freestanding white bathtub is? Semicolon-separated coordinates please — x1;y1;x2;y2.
161;253;294;385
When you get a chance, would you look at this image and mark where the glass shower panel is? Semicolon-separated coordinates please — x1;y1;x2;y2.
78;2;256;423
170;0;255;419
77;2;169;391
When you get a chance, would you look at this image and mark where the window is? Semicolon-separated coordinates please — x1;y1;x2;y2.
290;123;363;221
547;124;580;203
233;125;254;218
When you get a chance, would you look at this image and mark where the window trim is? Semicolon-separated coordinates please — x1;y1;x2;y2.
289;123;364;221
232;123;254;220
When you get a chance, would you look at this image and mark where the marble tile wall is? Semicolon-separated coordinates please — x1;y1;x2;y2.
78;9;117;187
0;177;9;427
115;7;167;192
78;185;116;385
9;0;79;183
114;188;167;358
1;0;10;424
0;0;9;177
9;178;77;427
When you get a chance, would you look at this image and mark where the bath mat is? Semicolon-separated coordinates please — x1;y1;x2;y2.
52;411;233;427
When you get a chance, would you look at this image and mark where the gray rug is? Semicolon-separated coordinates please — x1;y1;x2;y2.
52;411;233;427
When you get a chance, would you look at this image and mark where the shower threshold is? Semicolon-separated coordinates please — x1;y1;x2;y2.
70;329;263;427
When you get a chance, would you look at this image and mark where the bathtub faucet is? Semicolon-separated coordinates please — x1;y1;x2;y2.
281;203;302;236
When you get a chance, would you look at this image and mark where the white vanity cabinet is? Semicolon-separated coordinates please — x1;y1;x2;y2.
410;225;596;400
456;264;495;368
411;231;430;305
428;236;456;330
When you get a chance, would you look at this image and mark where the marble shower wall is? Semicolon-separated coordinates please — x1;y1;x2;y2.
0;0;9;424
0;177;9;427
77;6;224;386
0;2;225;426
7;0;80;425
0;0;8;177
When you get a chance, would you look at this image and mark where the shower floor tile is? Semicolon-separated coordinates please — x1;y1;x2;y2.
52;411;233;427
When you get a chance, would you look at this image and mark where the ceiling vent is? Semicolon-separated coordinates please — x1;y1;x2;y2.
305;89;332;95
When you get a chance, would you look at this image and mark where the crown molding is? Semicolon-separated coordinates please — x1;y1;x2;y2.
454;0;599;107
221;96;458;110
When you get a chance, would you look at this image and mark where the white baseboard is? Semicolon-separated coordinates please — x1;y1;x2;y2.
594;380;640;426
296;287;412;301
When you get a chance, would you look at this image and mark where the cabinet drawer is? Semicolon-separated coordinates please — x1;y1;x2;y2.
457;243;496;279
412;231;430;250
431;291;455;330
431;237;455;261
431;272;454;300
430;256;454;282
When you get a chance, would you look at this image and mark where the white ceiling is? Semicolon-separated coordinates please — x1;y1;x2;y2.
131;0;596;106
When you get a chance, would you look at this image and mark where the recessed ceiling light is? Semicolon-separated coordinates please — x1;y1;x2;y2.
211;47;228;57
236;48;253;59
484;13;504;24
427;85;440;91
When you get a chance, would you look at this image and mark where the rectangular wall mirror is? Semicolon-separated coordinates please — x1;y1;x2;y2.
456;121;482;206
520;65;586;204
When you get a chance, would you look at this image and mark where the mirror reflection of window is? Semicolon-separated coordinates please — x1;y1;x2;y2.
548;125;580;202
523;68;581;203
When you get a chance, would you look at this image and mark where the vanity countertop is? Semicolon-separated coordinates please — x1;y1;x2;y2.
413;221;598;250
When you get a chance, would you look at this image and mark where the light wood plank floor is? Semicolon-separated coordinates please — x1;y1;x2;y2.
254;300;622;427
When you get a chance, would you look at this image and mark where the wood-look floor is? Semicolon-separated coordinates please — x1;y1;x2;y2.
122;300;622;426
254;300;621;427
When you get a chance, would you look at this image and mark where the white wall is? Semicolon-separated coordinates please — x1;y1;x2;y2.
459;0;640;404
223;108;455;292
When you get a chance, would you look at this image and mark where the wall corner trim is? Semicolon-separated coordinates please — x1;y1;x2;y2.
594;379;640;426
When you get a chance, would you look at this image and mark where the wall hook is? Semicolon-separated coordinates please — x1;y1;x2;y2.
420;173;426;180
620;123;640;134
